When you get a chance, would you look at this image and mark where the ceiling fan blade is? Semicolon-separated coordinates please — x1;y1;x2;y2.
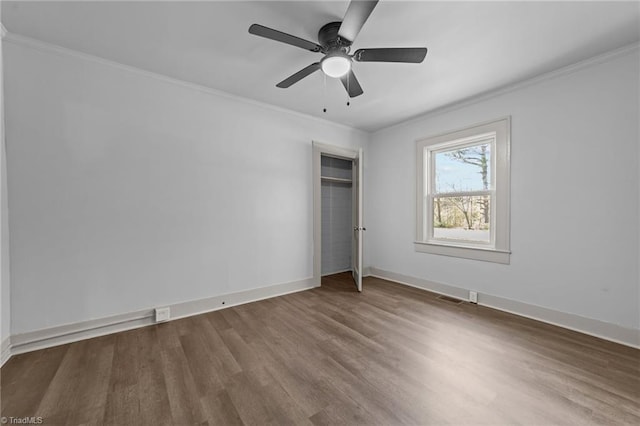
249;24;322;52
353;47;428;63
338;0;379;43
276;63;322;88
340;70;364;98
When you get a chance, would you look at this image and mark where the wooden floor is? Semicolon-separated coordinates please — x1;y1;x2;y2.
2;273;639;425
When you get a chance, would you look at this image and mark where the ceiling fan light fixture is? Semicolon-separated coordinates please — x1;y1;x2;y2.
321;54;351;78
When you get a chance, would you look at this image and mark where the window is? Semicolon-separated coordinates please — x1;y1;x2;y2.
415;117;511;263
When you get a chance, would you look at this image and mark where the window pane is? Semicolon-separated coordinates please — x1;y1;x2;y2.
434;142;492;193
432;195;491;242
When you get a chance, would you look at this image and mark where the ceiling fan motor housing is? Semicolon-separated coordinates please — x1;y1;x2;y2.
318;22;351;52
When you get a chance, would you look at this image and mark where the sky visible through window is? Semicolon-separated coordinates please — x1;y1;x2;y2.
434;143;491;193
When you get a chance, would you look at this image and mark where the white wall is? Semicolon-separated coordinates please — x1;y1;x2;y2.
0;17;10;349
4;39;368;335
1;109;7;350
366;48;639;331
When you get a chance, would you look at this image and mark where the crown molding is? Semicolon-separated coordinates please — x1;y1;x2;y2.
2;31;369;136
379;42;640;134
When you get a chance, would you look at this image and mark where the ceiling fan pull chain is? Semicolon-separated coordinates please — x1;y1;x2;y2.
323;72;328;113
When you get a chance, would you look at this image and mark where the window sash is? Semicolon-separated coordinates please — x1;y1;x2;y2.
424;139;497;248
425;193;495;246
427;138;496;195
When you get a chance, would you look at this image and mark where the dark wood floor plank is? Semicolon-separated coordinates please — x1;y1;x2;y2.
35;340;98;425
160;344;207;425
193;315;244;384
102;329;145;426
178;327;226;399
134;327;173;426
2;272;639;425
224;370;278;425
65;335;115;426
199;389;244;425
205;309;233;332
313;354;412;424
1;344;69;418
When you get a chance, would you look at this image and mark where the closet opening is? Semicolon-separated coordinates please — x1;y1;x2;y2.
312;142;363;292
321;155;353;277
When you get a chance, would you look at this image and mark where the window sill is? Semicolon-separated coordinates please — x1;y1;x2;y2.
414;241;510;264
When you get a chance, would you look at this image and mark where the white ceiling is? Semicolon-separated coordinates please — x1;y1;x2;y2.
2;1;639;132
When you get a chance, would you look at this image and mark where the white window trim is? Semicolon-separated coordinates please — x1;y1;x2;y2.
415;117;511;264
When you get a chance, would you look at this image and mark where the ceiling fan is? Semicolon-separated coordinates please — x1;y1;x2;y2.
248;0;427;98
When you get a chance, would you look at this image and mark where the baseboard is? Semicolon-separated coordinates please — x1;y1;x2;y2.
8;277;316;359
10;309;156;357
368;267;640;349
1;336;10;367
168;277;316;321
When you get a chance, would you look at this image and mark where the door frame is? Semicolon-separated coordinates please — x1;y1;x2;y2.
312;141;361;287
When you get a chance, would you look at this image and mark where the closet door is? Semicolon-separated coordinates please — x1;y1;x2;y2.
352;148;364;292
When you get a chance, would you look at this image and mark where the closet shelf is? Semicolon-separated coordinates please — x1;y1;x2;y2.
321;176;353;184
